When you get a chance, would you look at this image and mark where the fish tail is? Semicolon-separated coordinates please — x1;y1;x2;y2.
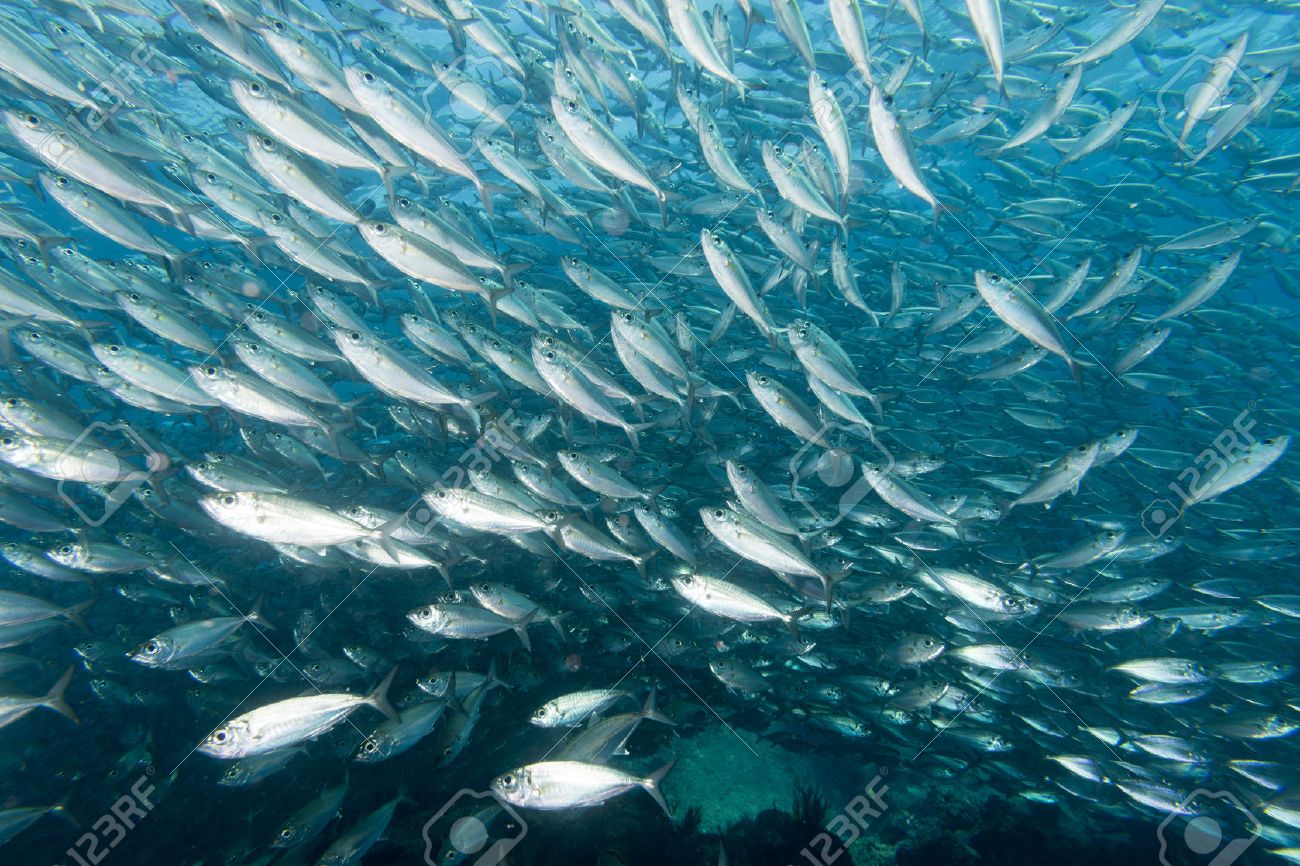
33;234;72;268
367;666;400;721
641;689;676;726
785;605;815;642
65;598;95;632
245;594;274;630
513;607;541;652
624;419;656;451
42;665;79;724
632;548;658;581
50;800;80;830
547;612;569;641
642;759;676;816
371;512;411;564
741;13;755;47
476;176;495;219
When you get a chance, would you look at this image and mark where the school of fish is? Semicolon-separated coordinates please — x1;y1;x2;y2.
0;0;1298;862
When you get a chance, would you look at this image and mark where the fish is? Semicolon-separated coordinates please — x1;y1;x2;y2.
198;669;398;758
271;783;347;849
492;759;675;815
975;271;1082;383
964;0;1005;89
530;689;635;727
130;599;271;670
313;795;402;866
0;1;1295;863
0;666;78;729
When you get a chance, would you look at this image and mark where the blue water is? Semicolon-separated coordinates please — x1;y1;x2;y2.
1;1;1299;865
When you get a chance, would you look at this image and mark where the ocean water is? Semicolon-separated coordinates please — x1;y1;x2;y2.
0;1;1298;865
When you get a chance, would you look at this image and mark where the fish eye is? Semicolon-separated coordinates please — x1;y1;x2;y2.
757;375;769;385
55;175;69;187
565;100;577;111
269;213;282;224
248;82;262;95
204;365;218;375
712;509;724;518
501;773;515;785
24;114;38;125
205;172;217;182
544;351;556;361
347;331;362;343
924;639;934;647
397;197;410;207
279;829;292;840
220;494;237;506
213;730;228;743
363;71;375;83
144;641;161;655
